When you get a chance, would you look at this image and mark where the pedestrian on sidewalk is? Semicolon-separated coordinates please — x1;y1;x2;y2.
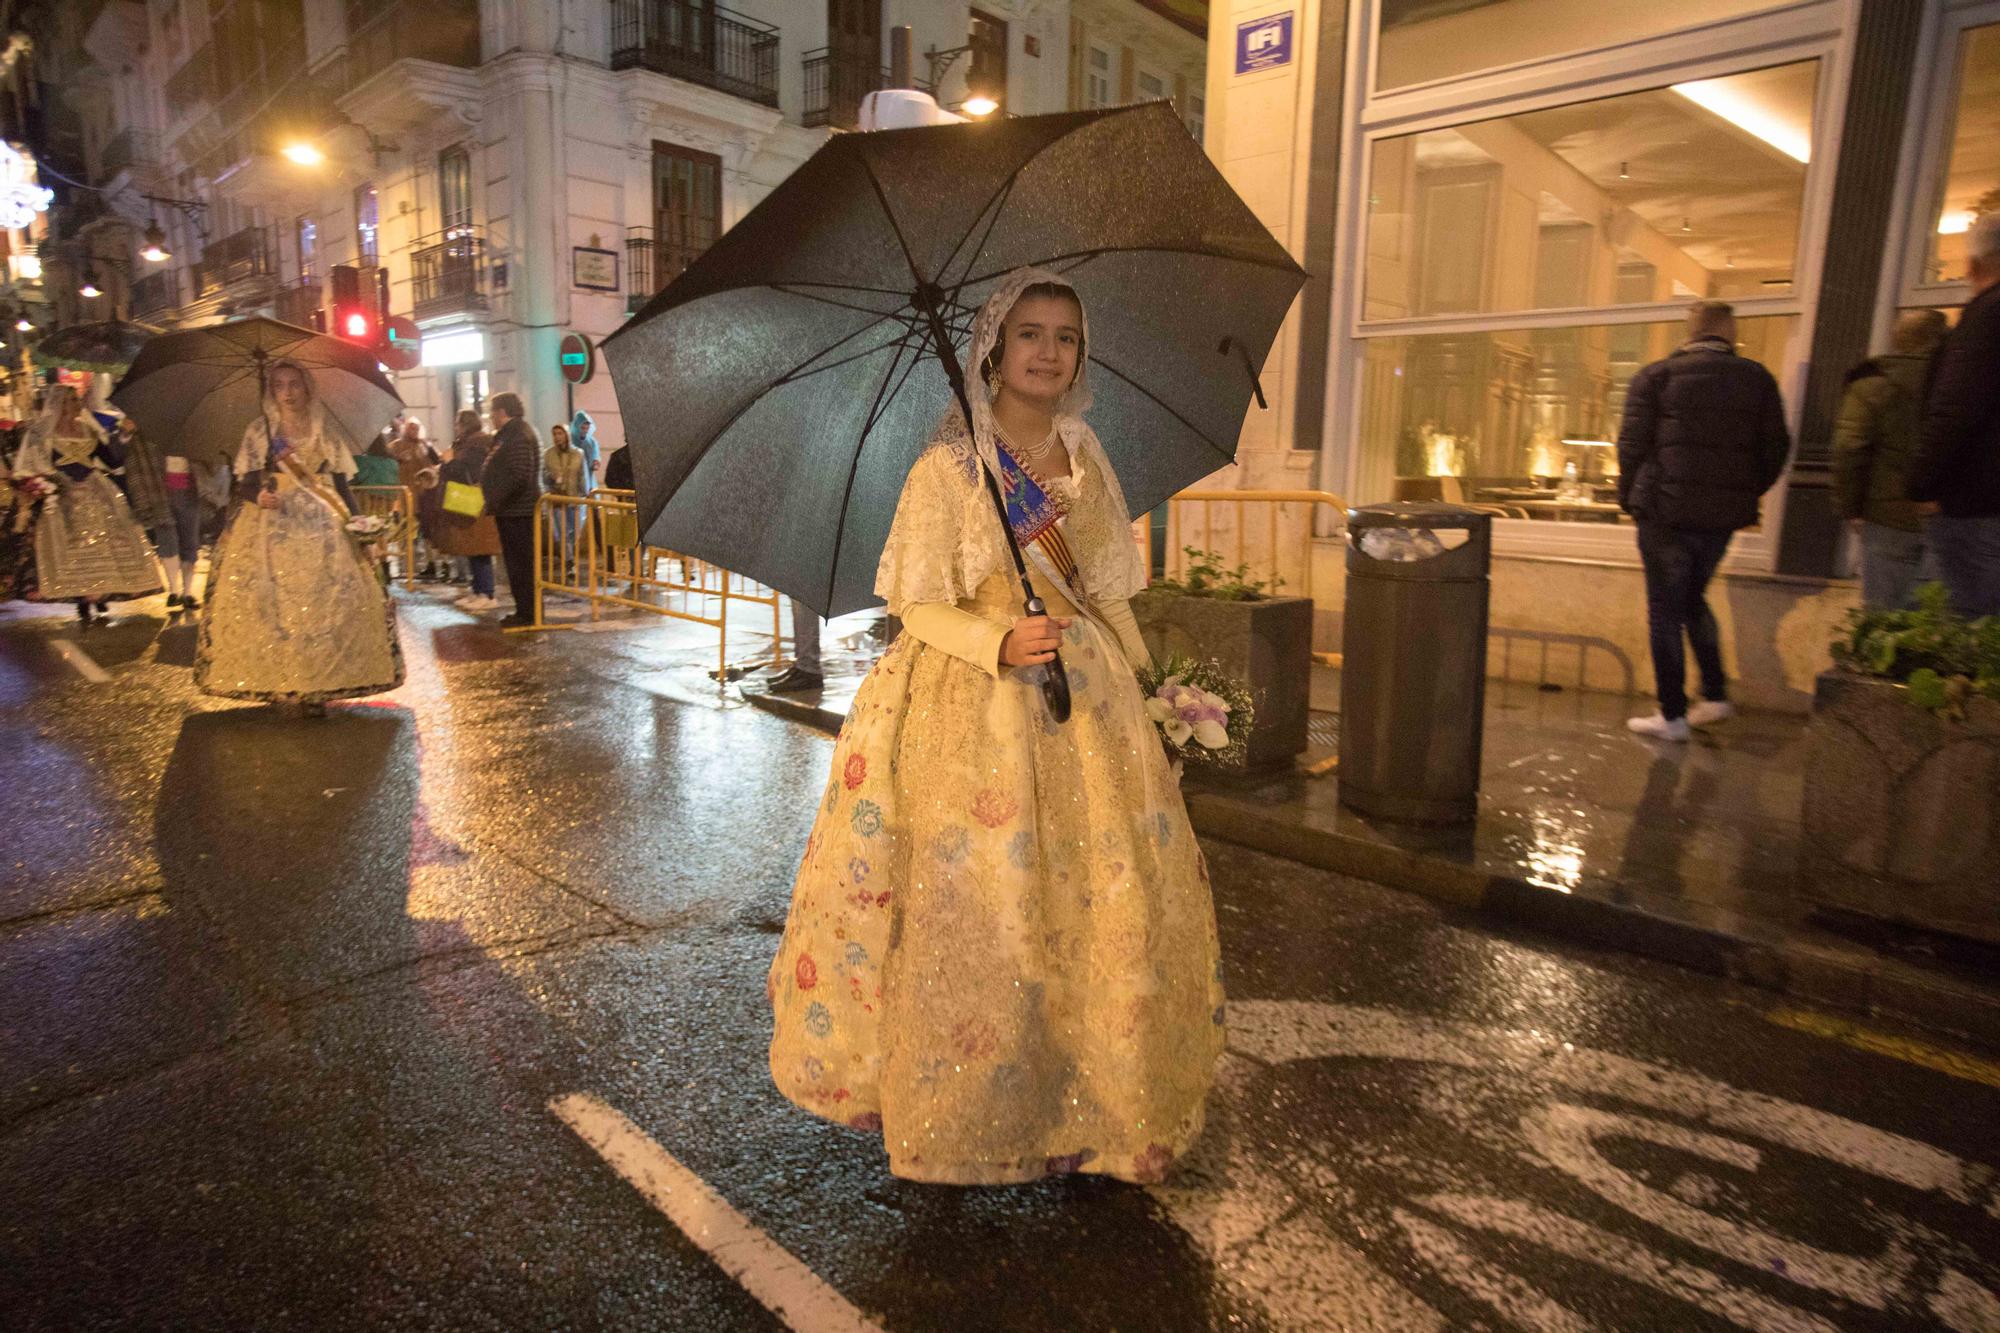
195;360;402;714
569;409;602;493
1911;211;2000;617
437;409;502;611
1833;309;1948;609
483;393;542;629
767;599;824;692
767;269;1220;1185
1616;300;1793;741
543;421;588;579
389;417;444;580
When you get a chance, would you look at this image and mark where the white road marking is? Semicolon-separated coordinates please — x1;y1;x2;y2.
549;1093;885;1333
53;639;110;683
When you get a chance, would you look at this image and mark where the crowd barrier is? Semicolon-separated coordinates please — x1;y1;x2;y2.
349;484;418;586
510;487;785;678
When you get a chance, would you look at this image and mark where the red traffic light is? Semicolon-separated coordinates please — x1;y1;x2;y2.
343;311;372;340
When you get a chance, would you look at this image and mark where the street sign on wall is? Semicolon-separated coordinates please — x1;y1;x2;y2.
1236;13;1294;75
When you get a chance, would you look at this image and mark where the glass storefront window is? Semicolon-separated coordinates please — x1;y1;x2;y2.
1353;315;1798;523
1365;61;1818;320
1926;22;2000;285
1375;0;1788;92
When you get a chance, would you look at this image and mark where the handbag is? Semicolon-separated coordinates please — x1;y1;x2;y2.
443;480;484;518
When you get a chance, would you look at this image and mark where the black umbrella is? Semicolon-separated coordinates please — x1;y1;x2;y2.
605;102;1304;715
31;319;160;373
110;317;403;466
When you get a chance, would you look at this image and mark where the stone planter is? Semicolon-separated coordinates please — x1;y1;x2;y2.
1800;670;2000;946
1131;588;1314;774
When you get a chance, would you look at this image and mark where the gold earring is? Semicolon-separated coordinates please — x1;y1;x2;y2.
985;364;1001;393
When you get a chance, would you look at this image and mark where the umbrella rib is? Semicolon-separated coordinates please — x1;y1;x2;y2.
957;243;1306;291
856;152;926;285
1088;350;1242;467
939;179;1019;298
768;285;914;321
771;319;930;388
821;313;928;610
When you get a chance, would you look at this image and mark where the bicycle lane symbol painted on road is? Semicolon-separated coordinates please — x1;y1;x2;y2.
1148;1002;2000;1332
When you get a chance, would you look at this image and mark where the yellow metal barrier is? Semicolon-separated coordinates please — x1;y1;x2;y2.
1165;488;1348;777
511;490;786;678
350;484;418;586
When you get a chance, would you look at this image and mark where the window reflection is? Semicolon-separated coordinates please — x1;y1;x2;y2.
1927;23;2000;285
1365;61;1818;319
1356;316;1798;525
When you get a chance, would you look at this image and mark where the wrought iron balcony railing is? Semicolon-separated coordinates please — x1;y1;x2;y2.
610;0;780;108
193;226;276;298
411;226;487;321
326;0;482;95
801;47;888;130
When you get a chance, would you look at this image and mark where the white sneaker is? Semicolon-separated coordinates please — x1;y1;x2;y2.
1687;700;1737;728
1627;713;1691;741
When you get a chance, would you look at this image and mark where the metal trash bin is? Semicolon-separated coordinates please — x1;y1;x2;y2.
1338;503;1492;824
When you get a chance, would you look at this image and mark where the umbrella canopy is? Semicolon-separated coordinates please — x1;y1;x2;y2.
110;317;402;466
31;319;159;373
604;101;1305;618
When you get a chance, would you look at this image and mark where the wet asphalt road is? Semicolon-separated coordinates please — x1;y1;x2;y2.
3;591;1998;1332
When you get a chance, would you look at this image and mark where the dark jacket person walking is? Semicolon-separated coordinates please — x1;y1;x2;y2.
1616;300;1793;741
1910;211;2000;617
482;392;542;628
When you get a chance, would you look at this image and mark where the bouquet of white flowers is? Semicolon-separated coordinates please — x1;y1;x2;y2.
1135;654;1255;768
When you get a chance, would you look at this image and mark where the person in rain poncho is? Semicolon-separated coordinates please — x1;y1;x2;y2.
569;409;601;492
10;384;162;622
766;268;1223;1185
194;360;403;713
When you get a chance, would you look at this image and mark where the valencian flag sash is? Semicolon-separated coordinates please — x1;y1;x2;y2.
996;444;1081;595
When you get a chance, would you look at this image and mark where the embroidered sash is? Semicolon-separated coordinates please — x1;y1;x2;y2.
997;443;1081;596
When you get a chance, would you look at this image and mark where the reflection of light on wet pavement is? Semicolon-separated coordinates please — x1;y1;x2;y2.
1522;810;1587;892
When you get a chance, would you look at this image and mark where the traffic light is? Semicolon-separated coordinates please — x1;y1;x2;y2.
329;264;376;346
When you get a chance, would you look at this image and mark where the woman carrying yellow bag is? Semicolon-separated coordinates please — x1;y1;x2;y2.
435;409;503;611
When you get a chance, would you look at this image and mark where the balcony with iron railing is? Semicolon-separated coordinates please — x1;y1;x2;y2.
412;226;487;321
98;128;159;182
325;0;482;96
610;0;780;108
801;47;889;130
193;226;276;299
275;280;325;330
129;269;179;318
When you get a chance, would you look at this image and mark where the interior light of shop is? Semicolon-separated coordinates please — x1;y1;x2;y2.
281;141;325;167
963;95;999;117
1938;210;1976;236
420;329;486;367
140;221;170;262
1668;79;1811;163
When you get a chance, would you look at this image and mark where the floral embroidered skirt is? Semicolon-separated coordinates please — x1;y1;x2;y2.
194;484;404;703
768;614;1224;1185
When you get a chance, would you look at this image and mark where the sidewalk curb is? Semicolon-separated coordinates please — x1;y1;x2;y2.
741;694;2000;1051
1184;790;2000;1052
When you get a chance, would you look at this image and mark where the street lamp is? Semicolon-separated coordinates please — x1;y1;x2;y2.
962;95;999;117
79;279;103;299
15;318;30;332
282;141;325;167
140;220;170;263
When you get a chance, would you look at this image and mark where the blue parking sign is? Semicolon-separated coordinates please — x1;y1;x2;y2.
1236;13;1294;75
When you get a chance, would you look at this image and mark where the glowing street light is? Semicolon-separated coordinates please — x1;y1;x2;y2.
140;220;171;263
962;94;999;117
281;141;325;167
15;318;30;332
79;280;103;298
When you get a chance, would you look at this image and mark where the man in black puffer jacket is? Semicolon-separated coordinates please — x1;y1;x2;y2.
1616;300;1793;741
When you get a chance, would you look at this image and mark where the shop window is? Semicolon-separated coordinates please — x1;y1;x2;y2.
1364;60;1818;321
1375;0;1788;92
1925;22;2000;286
1354;314;1798;522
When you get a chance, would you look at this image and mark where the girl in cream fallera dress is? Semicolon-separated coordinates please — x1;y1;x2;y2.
768;269;1223;1185
195;361;403;706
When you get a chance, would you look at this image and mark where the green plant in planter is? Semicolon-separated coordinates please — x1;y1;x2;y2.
1831;582;2000;718
1151;546;1284;602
